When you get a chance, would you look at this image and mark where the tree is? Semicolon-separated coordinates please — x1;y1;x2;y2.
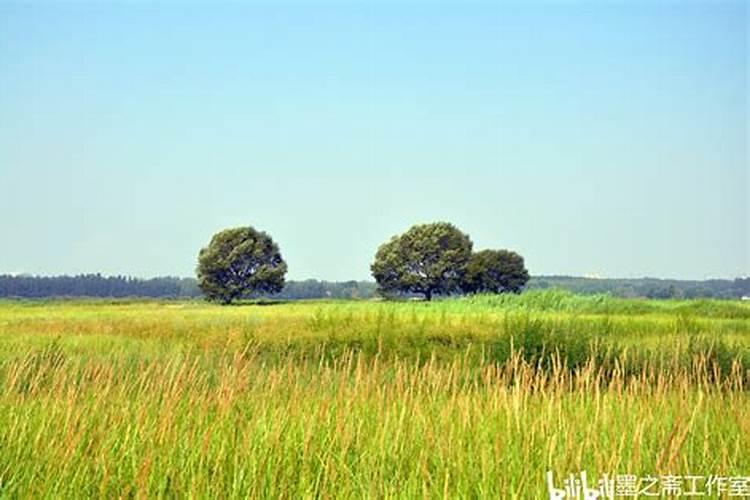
371;222;472;301
196;226;287;304
462;249;529;294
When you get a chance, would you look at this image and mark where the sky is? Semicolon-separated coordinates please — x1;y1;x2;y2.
0;0;747;281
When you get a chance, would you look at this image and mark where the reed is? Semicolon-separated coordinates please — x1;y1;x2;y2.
0;292;747;498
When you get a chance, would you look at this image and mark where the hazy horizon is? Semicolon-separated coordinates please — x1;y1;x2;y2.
0;271;747;283
1;1;747;281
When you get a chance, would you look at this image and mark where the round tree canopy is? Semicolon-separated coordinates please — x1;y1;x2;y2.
371;222;473;301
196;226;287;304
463;249;529;294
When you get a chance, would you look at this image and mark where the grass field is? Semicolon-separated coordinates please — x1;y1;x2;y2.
0;290;748;498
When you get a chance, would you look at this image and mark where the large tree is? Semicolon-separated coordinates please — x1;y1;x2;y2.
371;222;472;301
462;249;529;294
196;226;287;304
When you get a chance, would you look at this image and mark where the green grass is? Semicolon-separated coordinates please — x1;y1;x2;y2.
0;290;748;498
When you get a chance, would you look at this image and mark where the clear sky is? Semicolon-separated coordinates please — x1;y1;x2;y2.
0;0;747;281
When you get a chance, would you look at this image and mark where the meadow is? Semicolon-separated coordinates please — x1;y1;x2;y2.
0;290;748;498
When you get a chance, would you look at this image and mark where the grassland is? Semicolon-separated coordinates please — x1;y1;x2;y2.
0;290;748;498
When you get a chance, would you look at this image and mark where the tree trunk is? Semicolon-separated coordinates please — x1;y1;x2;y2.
424;290;433;301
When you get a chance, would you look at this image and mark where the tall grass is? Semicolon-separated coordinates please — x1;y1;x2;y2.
0;294;748;498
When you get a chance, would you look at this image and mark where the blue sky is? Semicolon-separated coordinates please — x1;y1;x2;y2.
0;1;747;280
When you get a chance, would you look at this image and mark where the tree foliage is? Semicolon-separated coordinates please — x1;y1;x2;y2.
0;274;200;298
0;275;744;300
371;222;473;300
196;226;287;304
463;249;530;294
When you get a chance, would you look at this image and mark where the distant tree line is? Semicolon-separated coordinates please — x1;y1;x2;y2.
2;219;747;302
528;276;750;300
0;274;376;300
274;280;377;300
1;274;747;300
0;274;201;299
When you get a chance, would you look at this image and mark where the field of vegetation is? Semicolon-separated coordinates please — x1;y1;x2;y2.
0;290;748;498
